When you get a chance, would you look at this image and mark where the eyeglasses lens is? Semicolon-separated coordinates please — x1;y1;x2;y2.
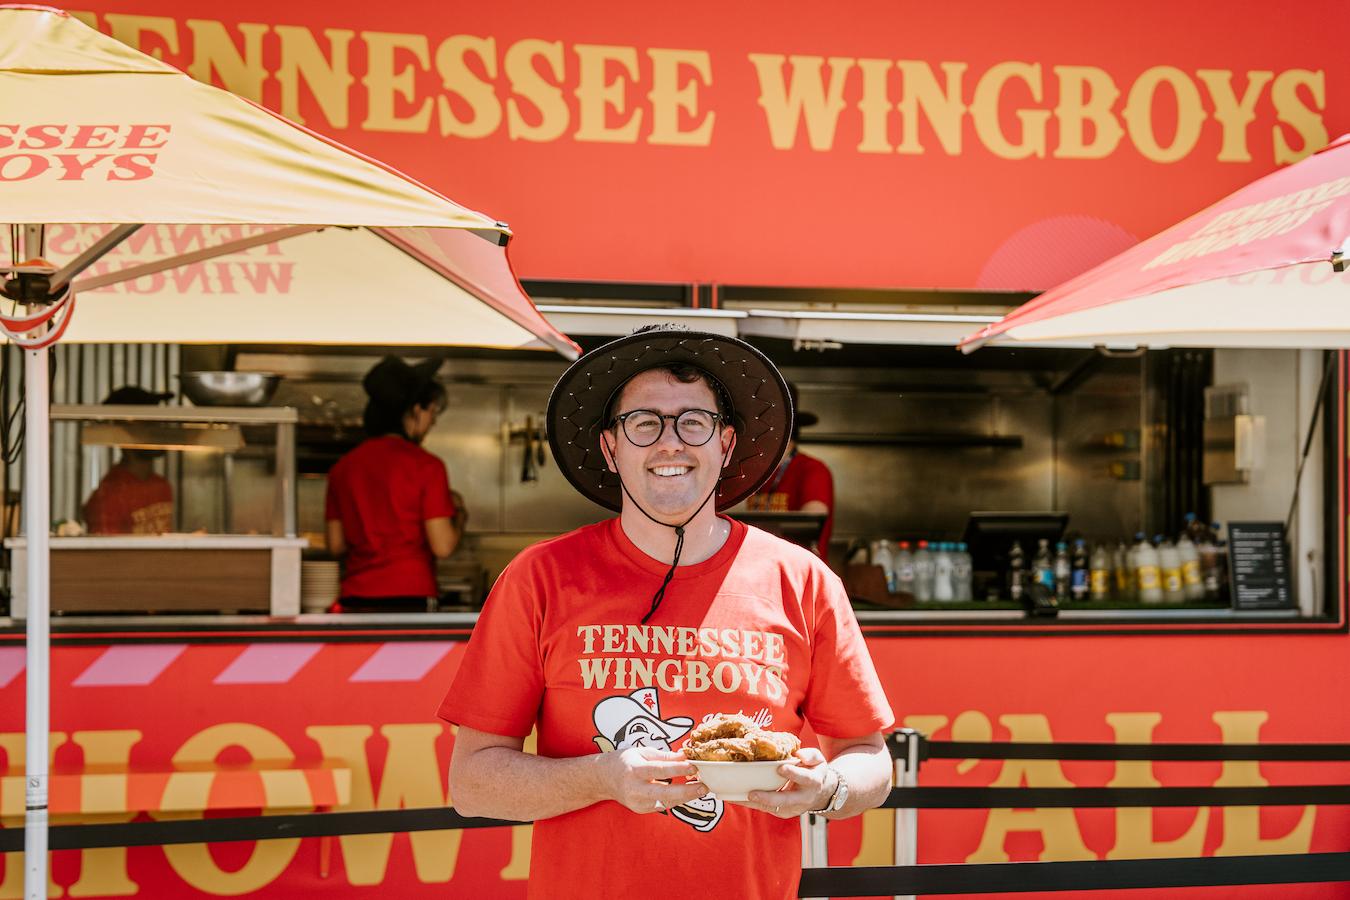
621;410;716;447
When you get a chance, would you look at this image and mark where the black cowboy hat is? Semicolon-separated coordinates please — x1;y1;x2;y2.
547;325;792;512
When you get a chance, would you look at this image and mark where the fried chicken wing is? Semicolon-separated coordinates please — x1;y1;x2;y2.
747;731;801;760
682;714;800;761
687;713;757;744
683;737;758;761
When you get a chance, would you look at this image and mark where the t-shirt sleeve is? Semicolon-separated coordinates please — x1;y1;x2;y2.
796;456;834;509
421;456;456;521
801;569;894;738
437;557;543;738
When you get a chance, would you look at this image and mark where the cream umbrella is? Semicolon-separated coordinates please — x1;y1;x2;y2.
0;8;578;897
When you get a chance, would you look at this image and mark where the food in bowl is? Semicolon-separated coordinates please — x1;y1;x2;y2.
682;713;801;761
681;714;801;802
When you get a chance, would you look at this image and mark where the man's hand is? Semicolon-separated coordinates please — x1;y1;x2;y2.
599;746;708;814
742;747;832;818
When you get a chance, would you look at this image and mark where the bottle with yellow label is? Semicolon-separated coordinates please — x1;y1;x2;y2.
1177;533;1205;600
1114;540;1135;602
1158;536;1185;603
1134;533;1164;603
1089;543;1111;601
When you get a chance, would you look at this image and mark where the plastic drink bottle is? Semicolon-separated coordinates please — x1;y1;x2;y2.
1008;540;1027;602
913;540;936;602
1176;532;1204;600
1183;511;1202;543
1135;533;1164;603
1070;539;1090;602
953;542;973;602
1158;536;1184;603
1090;543;1111;602
933;542;955;602
1053;541;1071;602
893;540;916;596
1033;539;1054;594
1113;540;1134;601
872;540;895;593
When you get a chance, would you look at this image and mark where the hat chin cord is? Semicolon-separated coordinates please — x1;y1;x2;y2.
616;445;731;625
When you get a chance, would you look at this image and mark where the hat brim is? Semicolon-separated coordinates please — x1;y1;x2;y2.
547;330;792;512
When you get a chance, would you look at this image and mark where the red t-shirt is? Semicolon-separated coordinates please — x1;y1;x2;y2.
438;516;892;900
750;450;834;558
325;436;456;598
83;464;172;535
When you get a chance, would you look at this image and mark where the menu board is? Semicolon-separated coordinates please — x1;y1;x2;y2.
1227;522;1293;609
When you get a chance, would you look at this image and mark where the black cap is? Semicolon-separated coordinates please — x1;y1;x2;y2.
362;356;444;407
104;386;173;405
785;382;818;428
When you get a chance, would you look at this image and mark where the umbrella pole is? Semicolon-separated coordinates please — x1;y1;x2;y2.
22;345;50;900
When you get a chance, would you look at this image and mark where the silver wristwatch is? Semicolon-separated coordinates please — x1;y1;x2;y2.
811;765;848;814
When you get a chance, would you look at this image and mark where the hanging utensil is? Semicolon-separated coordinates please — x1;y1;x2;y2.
521;414;538;482
536;413;547;467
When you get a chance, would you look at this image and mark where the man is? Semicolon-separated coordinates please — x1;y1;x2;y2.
747;381;835;559
83;386;174;535
439;325;893;900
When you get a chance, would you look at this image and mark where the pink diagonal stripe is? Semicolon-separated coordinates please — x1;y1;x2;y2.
0;647;24;688
73;645;187;687
349;642;456;683
214;643;323;685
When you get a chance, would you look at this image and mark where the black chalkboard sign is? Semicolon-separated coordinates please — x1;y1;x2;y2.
1227;522;1293;609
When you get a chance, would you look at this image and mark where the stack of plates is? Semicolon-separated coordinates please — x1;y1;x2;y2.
301;561;340;613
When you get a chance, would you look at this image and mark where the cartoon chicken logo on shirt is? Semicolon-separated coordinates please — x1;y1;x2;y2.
591;687;725;832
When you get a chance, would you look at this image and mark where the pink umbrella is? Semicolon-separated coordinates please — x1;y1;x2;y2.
962;135;1350;351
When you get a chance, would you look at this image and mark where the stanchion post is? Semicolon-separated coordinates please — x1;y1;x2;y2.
889;728;926;900
800;812;830;899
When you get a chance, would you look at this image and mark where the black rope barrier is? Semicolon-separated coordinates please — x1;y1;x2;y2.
5;781;1342;854
0;807;524;853
798;852;1350;897
924;739;1350;762
880;784;1350;809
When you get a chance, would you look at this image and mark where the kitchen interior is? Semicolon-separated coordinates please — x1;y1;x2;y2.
0;294;1334;623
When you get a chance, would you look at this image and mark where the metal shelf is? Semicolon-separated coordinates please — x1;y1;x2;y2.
799;432;1023;449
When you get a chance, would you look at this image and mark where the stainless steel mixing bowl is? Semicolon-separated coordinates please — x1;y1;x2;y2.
178;372;282;407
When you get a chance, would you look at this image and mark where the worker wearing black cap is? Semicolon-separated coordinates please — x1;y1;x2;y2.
747;382;835;559
325;356;465;613
82;386;175;535
437;325;892;900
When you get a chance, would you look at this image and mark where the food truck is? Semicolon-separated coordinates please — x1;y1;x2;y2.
3;2;1350;898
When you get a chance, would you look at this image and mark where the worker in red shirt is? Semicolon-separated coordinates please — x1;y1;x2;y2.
747;382;835;559
83;386;175;535
325;356;466;613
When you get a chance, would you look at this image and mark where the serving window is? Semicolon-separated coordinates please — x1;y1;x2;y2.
761;345;1343;630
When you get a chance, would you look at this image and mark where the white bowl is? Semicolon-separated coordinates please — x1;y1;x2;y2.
689;758;795;802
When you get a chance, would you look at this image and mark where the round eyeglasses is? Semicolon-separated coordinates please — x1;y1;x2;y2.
612;408;722;447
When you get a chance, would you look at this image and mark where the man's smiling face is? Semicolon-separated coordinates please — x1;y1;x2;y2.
602;368;735;523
